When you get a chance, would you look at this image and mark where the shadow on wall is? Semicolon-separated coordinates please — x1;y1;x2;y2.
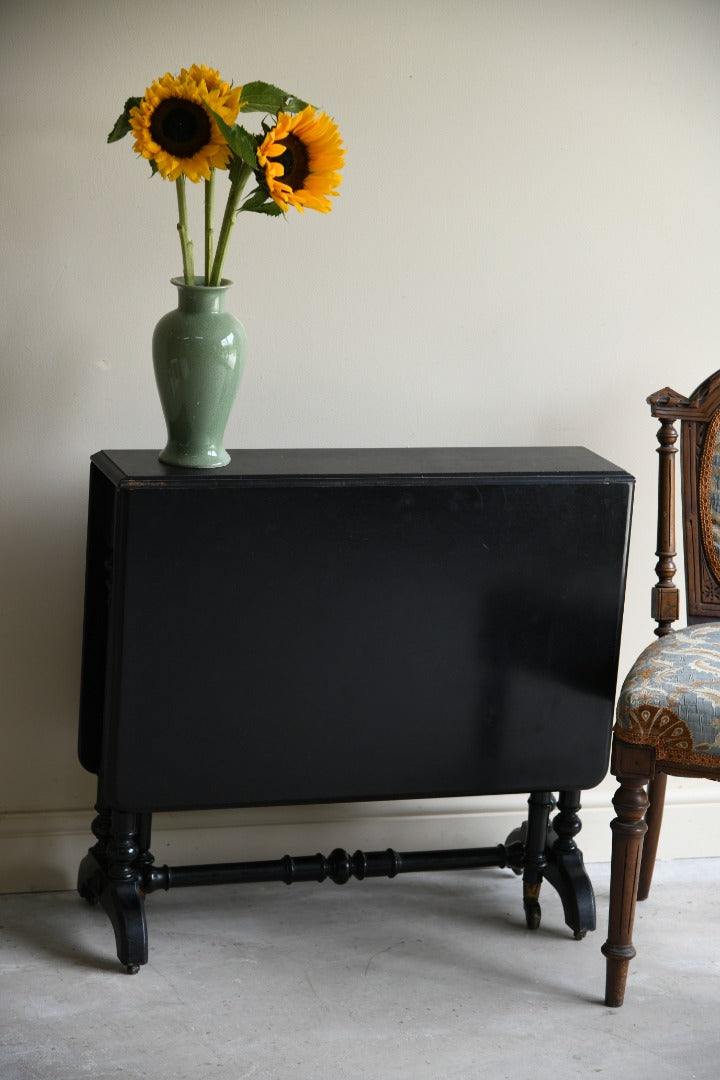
0;300;122;812
0;495;94;811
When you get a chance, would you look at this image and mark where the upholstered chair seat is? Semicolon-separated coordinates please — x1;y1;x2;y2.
616;622;720;769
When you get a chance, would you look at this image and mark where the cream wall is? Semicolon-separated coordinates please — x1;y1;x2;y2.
2;0;720;892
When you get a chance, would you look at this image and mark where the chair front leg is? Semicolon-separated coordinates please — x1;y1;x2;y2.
638;772;667;901
601;740;654;1007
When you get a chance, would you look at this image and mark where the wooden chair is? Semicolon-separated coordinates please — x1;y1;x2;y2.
602;369;720;1007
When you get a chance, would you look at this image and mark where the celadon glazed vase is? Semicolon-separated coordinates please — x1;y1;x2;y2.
152;277;247;468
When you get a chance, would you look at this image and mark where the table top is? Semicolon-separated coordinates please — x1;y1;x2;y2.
82;443;634;806
94;447;633;486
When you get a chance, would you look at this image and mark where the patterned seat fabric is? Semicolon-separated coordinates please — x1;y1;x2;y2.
616;622;720;768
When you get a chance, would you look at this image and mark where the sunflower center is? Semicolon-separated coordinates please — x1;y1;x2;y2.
150;97;211;157
276;133;310;190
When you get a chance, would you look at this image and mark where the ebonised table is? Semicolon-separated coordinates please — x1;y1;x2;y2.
77;447;633;972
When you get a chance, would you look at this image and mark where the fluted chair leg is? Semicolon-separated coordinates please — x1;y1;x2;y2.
637;772;667;901
602;768;649;1008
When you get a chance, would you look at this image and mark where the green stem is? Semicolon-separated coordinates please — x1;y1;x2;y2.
204;172;215;286
209;163;252;286
175;176;194;284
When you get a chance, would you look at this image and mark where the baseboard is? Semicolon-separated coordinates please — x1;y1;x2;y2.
2;786;720;894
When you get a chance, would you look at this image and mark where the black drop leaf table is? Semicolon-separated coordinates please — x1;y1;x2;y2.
76;447;633;972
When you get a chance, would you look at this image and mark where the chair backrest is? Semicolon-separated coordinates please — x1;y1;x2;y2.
649;369;720;636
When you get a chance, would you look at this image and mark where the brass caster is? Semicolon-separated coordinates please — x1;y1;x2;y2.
525;904;541;930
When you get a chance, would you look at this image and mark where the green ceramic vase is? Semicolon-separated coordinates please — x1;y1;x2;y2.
152;277;247;468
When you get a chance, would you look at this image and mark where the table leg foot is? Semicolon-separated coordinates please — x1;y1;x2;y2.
98;878;148;971
78;809;150;972
543;790;596;938
543;845;596;938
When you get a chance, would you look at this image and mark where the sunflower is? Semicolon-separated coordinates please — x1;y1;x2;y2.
256;106;345;213
130;67;243;183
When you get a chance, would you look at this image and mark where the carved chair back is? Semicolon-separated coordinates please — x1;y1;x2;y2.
649;368;720;635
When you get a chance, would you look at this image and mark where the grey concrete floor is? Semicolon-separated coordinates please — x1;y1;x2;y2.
1;859;719;1079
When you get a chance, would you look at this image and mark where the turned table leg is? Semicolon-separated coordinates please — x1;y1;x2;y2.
522;791;554;929
99;810;148;973
543;789;596;939
77;803;111;905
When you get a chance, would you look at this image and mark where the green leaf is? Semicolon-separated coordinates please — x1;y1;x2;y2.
107;97;141;143
207;108;259;170
238;81;309;115
237;187;285;216
237;186;278;214
244;201;286;217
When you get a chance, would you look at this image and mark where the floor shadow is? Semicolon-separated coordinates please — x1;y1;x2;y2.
3;891;120;973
